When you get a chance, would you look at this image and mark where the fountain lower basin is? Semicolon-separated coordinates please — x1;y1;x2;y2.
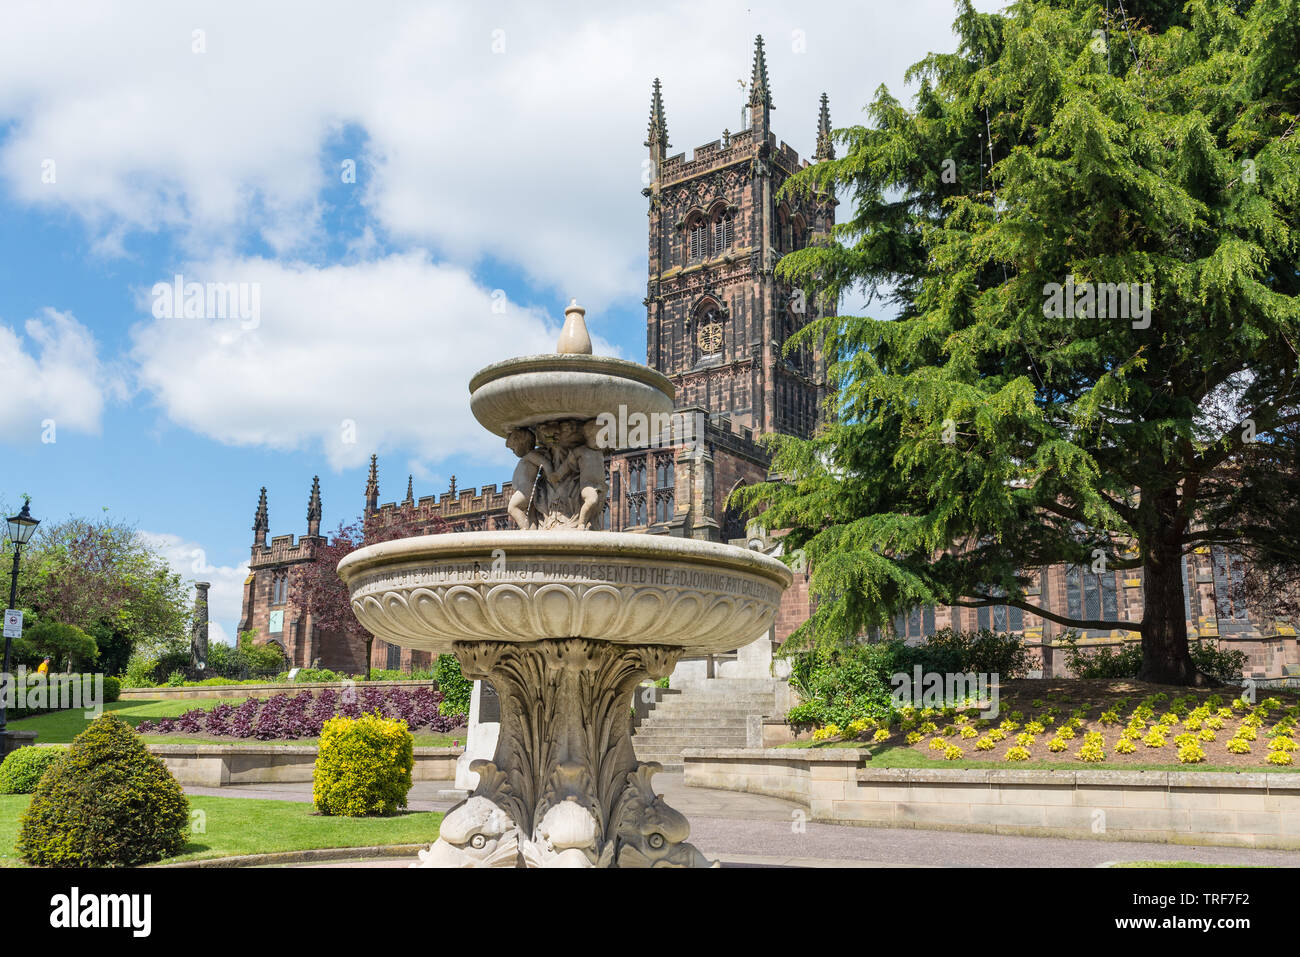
339;530;792;656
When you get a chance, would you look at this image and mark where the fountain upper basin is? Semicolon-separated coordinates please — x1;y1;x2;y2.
468;354;675;437
338;530;793;656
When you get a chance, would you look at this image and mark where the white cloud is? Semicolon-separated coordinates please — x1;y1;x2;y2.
136;530;248;646
0;0;1000;302
128;252;615;468
0;308;120;442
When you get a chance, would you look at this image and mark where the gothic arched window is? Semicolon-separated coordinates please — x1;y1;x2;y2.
791;214;808;251
688;220;707;263
712;211;733;255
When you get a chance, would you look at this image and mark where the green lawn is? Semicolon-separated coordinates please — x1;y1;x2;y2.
1111;861;1263;868
8;699;462;748
0;794;441;866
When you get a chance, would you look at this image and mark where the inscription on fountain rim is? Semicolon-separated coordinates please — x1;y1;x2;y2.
356;560;783;602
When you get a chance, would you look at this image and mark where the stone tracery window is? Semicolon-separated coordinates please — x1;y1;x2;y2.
653;453;675;524
712;211;733;255
688;220;707;262
626;456;647;526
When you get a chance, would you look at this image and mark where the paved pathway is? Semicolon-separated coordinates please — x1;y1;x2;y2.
186;775;1300;868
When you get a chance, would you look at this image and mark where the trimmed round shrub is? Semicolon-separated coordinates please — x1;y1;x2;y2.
0;746;66;794
313;712;414;817
101;675;121;703
17;714;189;867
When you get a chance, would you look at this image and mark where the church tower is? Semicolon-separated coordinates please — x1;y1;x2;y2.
643;36;835;439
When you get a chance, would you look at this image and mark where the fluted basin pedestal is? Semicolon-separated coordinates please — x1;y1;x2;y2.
439;637;690;867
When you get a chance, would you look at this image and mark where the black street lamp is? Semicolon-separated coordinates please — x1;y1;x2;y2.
2;500;40;747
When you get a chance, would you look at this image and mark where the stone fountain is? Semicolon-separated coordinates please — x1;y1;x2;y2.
337;300;792;867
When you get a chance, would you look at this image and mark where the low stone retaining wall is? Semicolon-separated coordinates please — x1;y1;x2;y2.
120;679;434;701
150;744;461;786
683;748;1300;850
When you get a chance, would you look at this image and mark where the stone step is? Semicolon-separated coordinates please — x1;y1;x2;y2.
634;724;749;736
636;721;750;733
650;699;773;709
638;711;753;722
631;736;747;749
646;701;772;713
668;678;783;695
631;733;754;748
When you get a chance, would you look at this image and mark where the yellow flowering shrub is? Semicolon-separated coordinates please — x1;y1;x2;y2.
1025;721;1045;735
1047;737;1068;753
1237;725;1259;741
313;712;414;817
1015;733;1036;748
1177;741;1206;764
906;731;923;745
1142;729;1167;748
1115;737;1137;754
1077;733;1105;762
1267;736;1297;752
943;745;963;761
1267;750;1294;766
929;737;949;751
1004;746;1030;762
872;729;890;743
1226;737;1251;754
989;728;1008;743
959;726;977;739
1197;728;1216;742
975;736;995;751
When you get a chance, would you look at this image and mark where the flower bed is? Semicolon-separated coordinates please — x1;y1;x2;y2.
135;686;460;740
799;680;1300;770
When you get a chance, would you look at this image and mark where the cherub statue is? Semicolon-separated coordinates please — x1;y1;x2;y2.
550;419;607;530
506;428;553;529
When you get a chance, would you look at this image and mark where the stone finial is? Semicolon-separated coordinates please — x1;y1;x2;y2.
253;487;269;545
645;78;669;157
404;474;415;506
748;36;772;111
365;454;379;514
557;299;593;355
814;92;834;161
307;475;323;537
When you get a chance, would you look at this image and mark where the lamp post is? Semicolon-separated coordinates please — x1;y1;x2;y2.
2;500;40;745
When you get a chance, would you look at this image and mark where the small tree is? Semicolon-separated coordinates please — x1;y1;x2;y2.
291;510;443;681
21;621;99;672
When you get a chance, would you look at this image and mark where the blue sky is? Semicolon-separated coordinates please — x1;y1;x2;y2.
0;0;999;641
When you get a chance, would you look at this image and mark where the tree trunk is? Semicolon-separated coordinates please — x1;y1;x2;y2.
1138;535;1208;686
